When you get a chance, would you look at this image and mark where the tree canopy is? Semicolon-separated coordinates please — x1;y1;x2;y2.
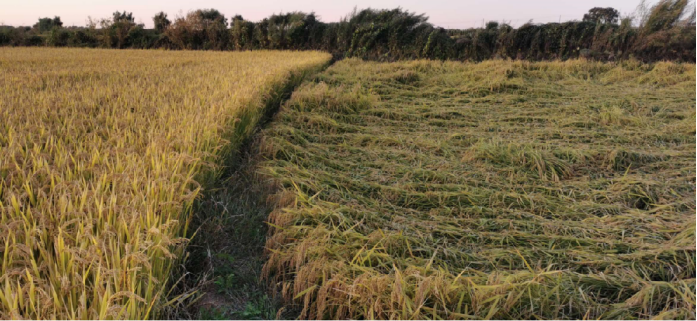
33;17;63;32
153;12;170;32
112;11;135;23
583;7;620;24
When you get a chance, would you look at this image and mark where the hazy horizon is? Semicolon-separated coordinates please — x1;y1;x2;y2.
2;0;656;29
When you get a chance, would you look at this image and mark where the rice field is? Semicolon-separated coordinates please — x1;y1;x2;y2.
258;59;696;319
0;48;330;319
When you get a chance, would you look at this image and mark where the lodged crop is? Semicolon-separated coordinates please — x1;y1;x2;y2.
260;59;696;319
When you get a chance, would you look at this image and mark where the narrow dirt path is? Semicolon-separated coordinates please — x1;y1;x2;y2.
171;60;336;319
185;146;283;319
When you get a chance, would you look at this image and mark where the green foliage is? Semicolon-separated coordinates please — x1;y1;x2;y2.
0;27;10;46
234;297;275;320
46;26;69;46
112;11;134;23
257;12;319;49
93;11;145;49
342;8;437;59
583;7;620;24
230;16;255;50
33;16;62;33
2;3;696;62
25;34;44;46
153;11;171;33
165;10;229;50
641;0;692;34
126;25;156;49
214;274;237;294
633;0;696;61
0;26;43;46
67;29;98;47
197;8;227;26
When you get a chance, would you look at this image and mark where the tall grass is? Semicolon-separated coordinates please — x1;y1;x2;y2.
0;47;330;319
258;59;696;319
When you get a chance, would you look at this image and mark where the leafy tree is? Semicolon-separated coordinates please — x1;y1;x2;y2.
485;21;499;30
126;24;151;48
165;9;228;50
153;12;170;32
264;12;319;49
230;15;256;49
102;11;138;48
112;11;135;23
254;18;270;48
197;9;227;26
195;9;228;49
34;16;63;33
583;7;620;24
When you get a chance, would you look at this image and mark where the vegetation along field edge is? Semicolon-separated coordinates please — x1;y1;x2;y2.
0;0;695;62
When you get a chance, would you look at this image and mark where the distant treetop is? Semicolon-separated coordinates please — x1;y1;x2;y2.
153;12;170;32
583;7;620;24
33;16;63;32
112;11;135;24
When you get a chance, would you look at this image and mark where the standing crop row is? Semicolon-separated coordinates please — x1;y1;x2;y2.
0;48;330;319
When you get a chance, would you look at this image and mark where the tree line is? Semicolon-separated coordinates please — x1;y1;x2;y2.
1;0;694;62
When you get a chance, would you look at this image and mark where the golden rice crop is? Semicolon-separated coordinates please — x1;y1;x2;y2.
0;47;330;319
259;59;696;319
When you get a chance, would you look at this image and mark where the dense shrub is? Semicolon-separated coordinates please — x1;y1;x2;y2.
46;27;71;46
68;28;98;47
165;9;229;50
0;27;13;46
230;15;255;50
25;34;45;46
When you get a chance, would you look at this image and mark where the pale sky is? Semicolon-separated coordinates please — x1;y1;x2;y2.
1;0;654;29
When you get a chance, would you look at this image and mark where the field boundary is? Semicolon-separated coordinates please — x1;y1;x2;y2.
168;58;333;319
